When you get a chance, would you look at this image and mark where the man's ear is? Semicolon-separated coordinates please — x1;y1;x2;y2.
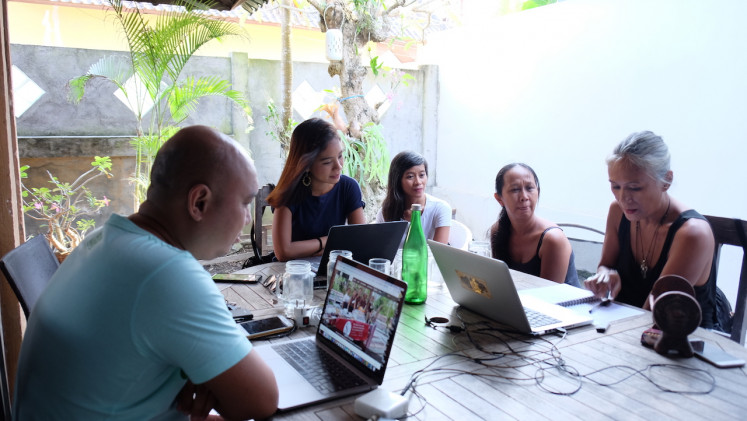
494;192;504;207
187;184;212;221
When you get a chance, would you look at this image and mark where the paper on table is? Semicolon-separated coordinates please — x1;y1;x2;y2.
568;301;644;326
519;283;594;305
519;284;644;325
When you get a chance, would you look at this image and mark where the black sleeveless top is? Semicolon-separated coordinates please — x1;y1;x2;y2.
498;227;580;287
616;209;720;329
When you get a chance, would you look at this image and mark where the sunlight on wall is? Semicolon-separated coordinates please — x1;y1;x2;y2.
426;0;747;304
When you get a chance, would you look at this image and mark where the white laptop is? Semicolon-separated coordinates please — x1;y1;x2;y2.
253;256;407;411
428;240;592;335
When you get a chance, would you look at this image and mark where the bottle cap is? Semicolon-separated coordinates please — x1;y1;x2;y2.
411;204;422;211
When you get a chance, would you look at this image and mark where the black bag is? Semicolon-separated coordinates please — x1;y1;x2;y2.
242;223;275;268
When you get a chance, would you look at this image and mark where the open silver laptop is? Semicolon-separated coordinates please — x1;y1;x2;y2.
428;240;592;335
253;256;407;411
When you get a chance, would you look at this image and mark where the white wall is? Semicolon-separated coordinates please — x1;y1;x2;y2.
424;0;747;303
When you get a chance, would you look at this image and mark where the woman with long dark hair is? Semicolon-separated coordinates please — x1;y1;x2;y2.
376;151;451;246
490;163;579;286
267;118;365;261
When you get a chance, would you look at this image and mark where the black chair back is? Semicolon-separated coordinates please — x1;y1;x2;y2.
0;235;60;318
705;215;747;344
243;184;275;268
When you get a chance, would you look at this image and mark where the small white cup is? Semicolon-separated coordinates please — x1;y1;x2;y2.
368;258;391;275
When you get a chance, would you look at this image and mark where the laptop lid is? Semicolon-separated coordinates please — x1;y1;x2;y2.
253;256;408;411
317;255;407;384
315;221;408;273
428;240;592;335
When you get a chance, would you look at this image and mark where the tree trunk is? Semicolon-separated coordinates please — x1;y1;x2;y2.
318;0;382;138
281;0;293;130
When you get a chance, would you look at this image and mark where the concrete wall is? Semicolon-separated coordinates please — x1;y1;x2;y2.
12;44;427;235
424;0;747;303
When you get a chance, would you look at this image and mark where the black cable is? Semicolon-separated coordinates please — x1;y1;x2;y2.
397;309;717;418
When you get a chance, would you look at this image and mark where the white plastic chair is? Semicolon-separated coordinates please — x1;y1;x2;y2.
448;220;472;250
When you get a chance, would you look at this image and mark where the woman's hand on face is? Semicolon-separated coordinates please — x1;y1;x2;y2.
584;266;621;300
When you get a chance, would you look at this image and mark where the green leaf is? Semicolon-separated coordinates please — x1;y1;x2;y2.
92;156;113;173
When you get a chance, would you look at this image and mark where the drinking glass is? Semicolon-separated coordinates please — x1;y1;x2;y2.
391;249;403;279
327;250;353;282
368;258;391;275
468;240;491;258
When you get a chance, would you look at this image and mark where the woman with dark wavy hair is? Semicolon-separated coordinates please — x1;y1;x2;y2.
376;151;451;246
490;163;579;286
267;118;365;261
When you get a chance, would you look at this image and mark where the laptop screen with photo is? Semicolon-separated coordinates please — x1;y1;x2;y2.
317;256;406;382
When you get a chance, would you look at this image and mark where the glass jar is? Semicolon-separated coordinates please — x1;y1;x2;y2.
280;260;314;314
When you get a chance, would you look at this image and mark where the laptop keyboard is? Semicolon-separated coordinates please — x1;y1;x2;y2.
273;339;368;393
524;307;562;328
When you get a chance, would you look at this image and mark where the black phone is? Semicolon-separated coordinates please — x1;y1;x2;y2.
691;340;746;368
212;273;262;284
240;315;294;340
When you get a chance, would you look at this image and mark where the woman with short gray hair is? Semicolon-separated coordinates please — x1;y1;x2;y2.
585;131;729;331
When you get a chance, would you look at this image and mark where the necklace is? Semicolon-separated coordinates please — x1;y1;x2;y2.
635;198;671;278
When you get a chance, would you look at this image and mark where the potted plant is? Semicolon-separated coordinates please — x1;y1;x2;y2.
20;156;113;262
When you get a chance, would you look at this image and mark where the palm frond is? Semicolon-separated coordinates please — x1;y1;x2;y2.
108;0;163;100
67;55;133;104
168;76;249;123
156;14;246;83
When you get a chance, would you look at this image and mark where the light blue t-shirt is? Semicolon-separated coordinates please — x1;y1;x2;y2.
13;214;252;420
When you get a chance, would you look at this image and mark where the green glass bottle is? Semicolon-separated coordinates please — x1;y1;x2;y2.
403;204;427;304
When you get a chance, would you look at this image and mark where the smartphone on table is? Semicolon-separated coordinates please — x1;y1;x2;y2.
212;273;262;284
690;340;746;368
240;315;294;340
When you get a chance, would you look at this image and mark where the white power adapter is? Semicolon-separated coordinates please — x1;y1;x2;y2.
353;388;408;419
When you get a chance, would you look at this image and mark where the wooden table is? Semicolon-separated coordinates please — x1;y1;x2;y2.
218;262;747;421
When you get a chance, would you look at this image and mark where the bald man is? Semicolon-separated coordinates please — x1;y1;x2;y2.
13;126;278;420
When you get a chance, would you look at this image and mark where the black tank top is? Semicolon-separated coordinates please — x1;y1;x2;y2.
500;227;580;287
615;209;719;329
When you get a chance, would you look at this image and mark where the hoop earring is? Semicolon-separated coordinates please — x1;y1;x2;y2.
302;172;311;187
